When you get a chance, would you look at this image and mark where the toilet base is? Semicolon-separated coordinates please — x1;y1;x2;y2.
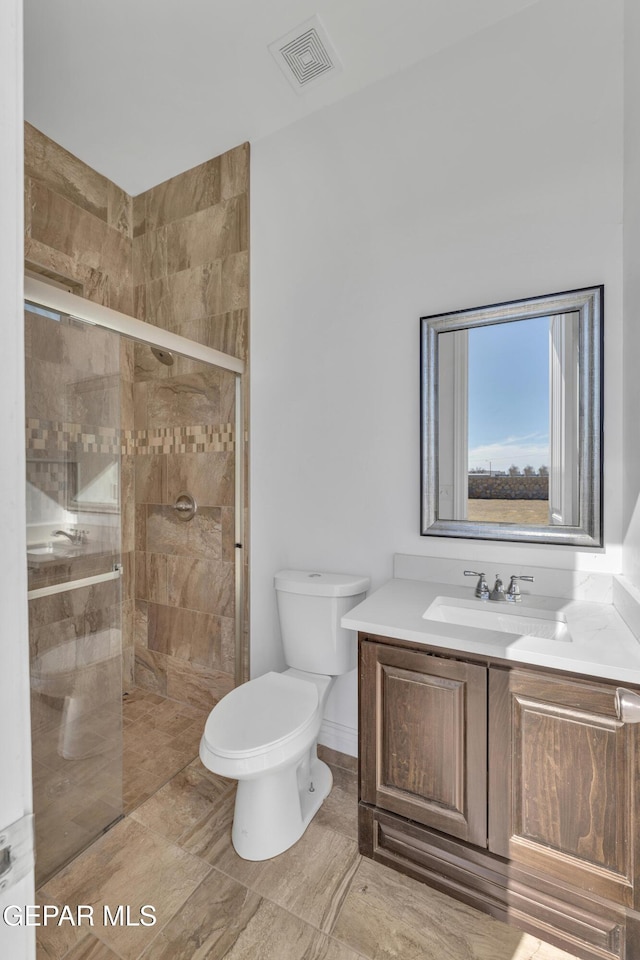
231;752;333;861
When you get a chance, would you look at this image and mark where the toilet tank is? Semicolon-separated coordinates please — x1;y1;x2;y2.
274;570;370;675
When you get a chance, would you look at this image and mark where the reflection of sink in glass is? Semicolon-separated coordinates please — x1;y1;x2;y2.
27;542;75;559
423;596;572;642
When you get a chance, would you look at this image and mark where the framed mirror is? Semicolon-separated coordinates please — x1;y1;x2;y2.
420;286;603;546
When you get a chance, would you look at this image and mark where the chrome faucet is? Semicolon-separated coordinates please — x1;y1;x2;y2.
464;570;489;600
466;570;535;602
506;574;535;602
52;528;87;545
490;576;506;601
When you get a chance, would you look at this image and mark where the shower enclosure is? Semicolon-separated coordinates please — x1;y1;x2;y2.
24;276;245;886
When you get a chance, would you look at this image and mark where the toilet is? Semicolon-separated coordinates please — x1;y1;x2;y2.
199;569;369;861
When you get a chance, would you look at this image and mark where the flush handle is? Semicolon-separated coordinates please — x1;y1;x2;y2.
615;688;640;723
173;492;197;522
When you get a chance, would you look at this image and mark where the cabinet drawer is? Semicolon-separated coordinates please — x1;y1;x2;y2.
360;640;487;847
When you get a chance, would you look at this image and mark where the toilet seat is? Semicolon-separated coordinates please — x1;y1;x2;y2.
202;671;320;760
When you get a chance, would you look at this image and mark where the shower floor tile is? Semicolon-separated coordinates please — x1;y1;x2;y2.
122;689;208;814
36;696;579;960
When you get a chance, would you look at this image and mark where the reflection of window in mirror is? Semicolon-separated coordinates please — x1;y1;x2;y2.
438;313;579;528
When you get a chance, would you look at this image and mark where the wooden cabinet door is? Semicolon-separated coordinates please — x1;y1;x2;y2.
489;667;640;908
360;639;487;847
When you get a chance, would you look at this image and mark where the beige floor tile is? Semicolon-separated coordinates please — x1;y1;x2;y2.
138;868;261;959
165;723;203;754
41;817;211;960
39;744;122;799
122;699;155;723
531;942;583;960
124;689;166;706
331;857;579;960
154;714;195;737
141;697;206;726
131;762;233;843
139;869;363;960
32;758;61;798
125;747;192;802
123;788;155;814
35;895;91;960
315;765;358;841
137;744;192;778
64;939;123;959
35;797;102;887
175;782;237;862
205;819;360;934
123;720;175;753
71;797;122;834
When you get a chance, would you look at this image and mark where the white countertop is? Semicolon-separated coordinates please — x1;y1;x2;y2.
342;578;640;685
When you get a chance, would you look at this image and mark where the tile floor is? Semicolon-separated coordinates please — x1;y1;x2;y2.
121;689;210;813
36;689;579;960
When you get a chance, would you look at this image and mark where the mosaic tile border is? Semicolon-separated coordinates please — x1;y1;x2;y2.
136;424;235;455
26;418;235;456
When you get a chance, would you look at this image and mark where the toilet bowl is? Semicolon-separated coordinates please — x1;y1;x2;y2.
200;568;369;861
201;669;334;860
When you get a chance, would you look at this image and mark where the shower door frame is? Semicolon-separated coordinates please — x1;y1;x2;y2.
24;275;248;686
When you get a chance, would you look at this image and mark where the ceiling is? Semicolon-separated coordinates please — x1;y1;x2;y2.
24;0;541;195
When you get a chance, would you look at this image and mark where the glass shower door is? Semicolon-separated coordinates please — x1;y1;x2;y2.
25;302;124;886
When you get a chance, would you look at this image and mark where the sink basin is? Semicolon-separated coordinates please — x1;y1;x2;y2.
27;546;56;556
423;596;572;642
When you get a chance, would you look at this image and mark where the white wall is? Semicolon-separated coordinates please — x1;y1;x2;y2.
251;0;624;748
0;0;36;955
622;0;640;588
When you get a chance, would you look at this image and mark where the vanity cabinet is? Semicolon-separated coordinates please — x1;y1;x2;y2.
359;633;640;960
359;640;487;846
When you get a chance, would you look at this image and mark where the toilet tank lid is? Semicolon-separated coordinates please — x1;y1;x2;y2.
274;570;370;598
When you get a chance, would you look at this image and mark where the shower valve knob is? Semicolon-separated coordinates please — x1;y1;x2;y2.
173;492;197;522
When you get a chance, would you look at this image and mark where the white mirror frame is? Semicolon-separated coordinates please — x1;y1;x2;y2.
420;286;604;547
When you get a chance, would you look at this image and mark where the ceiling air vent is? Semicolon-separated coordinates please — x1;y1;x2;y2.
269;16;342;93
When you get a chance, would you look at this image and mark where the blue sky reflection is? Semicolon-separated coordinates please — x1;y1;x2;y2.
468;316;550;473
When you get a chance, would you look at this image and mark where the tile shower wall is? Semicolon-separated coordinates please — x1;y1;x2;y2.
132;146;248;358
25;125;249;707
132;147;249;706
132;360;237;708
24;122;137;685
25;122;133;314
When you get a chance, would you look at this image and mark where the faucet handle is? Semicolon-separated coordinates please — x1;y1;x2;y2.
506;574;535;601
464;570;489;600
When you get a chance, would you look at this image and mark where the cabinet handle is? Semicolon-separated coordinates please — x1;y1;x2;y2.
615;688;640;723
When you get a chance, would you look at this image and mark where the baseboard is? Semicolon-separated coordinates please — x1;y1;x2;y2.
319;718;357;758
